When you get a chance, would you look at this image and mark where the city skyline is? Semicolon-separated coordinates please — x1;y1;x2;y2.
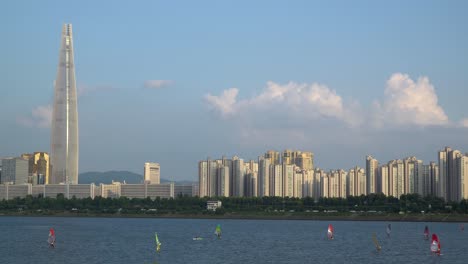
199;146;468;202
1;1;468;181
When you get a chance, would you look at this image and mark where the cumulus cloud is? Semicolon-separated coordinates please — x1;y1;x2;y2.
144;80;173;89
17;104;52;128
204;73;458;148
373;73;448;127
205;81;362;125
460;118;468;128
204;88;239;117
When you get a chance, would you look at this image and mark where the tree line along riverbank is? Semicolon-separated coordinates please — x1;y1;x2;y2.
1;193;468;222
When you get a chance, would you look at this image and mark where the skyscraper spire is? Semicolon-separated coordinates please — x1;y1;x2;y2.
50;24;79;184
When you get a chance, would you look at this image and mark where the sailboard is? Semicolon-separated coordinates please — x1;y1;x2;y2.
48;228;56;248
192;236;203;241
424;226;430;240
372;232;381;251
386;224;391;237
155;233;161;253
430;233;441;256
327;224;334;240
215;224;222;239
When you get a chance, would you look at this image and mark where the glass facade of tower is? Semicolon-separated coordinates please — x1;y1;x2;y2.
50;24;79;184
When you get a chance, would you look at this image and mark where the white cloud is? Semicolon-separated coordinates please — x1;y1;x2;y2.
373;73;448;127
205;81;361;125
204;73;457;148
17;104;52;128
144;80;173;89
204;88;239;117
460;118;468;128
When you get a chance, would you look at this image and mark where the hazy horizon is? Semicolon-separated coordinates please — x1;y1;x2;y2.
1;1;467;181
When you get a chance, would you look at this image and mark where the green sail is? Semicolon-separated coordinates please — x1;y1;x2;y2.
215;225;222;237
155;232;161;252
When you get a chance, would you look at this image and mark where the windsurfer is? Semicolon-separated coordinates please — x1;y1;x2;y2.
430;234;441;256
48;228;56;248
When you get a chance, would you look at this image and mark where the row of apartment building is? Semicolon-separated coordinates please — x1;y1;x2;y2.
0;182;197;200
199;147;468;202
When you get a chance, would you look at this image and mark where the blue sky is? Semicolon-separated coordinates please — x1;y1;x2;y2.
1;0;467;180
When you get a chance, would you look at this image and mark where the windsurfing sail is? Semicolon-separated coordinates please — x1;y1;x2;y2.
48;228;56;247
386;224;391;237
215;224;222;238
430;234;441;256
460;224;465;231
155;232;161;253
372;233;382;251
327;224;334;240
424;226;430;240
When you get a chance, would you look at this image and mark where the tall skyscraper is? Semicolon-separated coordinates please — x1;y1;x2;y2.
50;24;79;184
144;162;161;184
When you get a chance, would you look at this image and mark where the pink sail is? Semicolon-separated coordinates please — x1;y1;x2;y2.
424;226;429;239
48;228;56;247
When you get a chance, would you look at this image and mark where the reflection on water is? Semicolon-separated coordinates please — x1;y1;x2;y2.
0;216;466;264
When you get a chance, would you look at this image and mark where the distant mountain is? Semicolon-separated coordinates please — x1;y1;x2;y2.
79;171;143;184
78;171;195;185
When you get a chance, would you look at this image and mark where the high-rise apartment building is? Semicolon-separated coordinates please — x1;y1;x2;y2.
283;164;295;197
257;156;270;197
366;156;379;194
348;166;366;196
379;165;389;195
50;24;79;184
264;150;280;166
232;156;245;197
198;160;208;197
144;162;160;184
438;147;463;201
217;165;230;197
296;151;314;171
460;155;468;200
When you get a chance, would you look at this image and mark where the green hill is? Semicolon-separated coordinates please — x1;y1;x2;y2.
78;171;193;185
78;171;143;184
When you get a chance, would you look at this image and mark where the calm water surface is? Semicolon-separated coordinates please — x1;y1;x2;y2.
0;216;467;264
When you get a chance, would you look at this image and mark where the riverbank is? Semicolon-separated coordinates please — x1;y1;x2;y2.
2;211;468;222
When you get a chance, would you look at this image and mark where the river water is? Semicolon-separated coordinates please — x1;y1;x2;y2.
0;216;466;263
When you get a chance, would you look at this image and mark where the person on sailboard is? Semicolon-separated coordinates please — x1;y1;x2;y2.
386;224;391;238
430;234;441;256
424;226;429;240
327;224;334;240
155;233;161;253
215;224;222;239
372;233;381;252
48;228;56;248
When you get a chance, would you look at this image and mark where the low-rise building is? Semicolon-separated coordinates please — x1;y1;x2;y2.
207;200;222;211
